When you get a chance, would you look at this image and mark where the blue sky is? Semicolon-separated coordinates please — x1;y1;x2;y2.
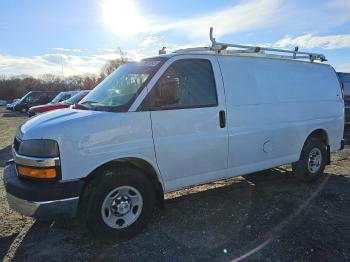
0;0;349;76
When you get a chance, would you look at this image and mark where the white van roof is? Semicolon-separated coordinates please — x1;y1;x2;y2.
158;28;328;64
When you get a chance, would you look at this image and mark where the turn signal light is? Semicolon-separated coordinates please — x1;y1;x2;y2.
17;166;57;179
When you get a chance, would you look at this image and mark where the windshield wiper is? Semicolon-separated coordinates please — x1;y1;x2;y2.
74;100;102;111
80;101;99;105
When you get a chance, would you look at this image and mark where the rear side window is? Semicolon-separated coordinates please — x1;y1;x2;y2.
140;59;217;110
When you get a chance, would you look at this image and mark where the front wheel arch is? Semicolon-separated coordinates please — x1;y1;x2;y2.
84;165;156;239
78;158;164;219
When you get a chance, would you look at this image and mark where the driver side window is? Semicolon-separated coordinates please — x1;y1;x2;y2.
140;59;218;111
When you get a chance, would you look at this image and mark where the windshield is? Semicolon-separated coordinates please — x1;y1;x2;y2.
19;92;31;103
21;92;43;103
62;91;89;105
51;93;65;104
79;58;166;112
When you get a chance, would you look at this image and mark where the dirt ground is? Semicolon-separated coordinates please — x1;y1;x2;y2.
0;107;349;262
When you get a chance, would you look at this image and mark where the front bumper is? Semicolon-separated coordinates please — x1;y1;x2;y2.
3;163;84;219
6;192;79;218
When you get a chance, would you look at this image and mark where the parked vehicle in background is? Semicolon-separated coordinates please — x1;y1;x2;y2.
14;91;59;113
28;90;89;117
6;99;20;111
4;30;345;240
337;72;350;125
0;100;6;106
49;91;79;105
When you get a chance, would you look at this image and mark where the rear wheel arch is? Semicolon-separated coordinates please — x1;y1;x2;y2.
302;129;330;164
292;128;330;181
292;137;327;181
305;129;329;146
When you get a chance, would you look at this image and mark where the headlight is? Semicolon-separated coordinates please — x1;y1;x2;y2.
15;126;23;140
18;139;59;158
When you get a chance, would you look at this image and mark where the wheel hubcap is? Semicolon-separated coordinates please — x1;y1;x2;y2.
101;186;143;229
307;148;322;174
111;196;131;215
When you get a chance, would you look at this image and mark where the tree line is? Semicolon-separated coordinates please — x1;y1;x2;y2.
0;56;128;101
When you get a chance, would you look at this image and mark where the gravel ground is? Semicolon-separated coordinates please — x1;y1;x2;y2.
0;107;349;262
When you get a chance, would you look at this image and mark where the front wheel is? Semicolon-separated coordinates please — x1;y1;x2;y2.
292;138;327;182
85;166;155;239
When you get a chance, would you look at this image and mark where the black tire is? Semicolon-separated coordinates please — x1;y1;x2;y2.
292;138;327;182
85;165;155;240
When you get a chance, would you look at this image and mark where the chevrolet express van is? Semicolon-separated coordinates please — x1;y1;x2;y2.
3;32;345;239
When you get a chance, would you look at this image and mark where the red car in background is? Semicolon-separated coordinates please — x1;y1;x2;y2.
28;90;90;117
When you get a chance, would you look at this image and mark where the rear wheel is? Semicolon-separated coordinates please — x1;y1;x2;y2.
85;166;155;239
292;138;327;182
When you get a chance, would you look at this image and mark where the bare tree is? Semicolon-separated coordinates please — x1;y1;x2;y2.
98;48;128;83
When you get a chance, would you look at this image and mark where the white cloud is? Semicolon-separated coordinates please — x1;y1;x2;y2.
272;0;350;33
138;34;206;54
0;48;151;77
0;50;127;77
275;34;350;49
325;0;350;25
1;42;350;77
101;0;281;39
155;0;281;39
99;0;350;42
141;35;162;47
95;48;117;53
49;47;88;52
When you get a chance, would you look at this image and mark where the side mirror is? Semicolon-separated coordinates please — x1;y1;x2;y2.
154;78;180;107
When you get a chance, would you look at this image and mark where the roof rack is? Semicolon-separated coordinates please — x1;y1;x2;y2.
174;28;327;63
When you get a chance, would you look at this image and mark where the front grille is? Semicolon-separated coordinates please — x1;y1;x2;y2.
13;137;21;152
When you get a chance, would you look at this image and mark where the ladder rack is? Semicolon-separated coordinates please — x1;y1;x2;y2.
174;28;327;63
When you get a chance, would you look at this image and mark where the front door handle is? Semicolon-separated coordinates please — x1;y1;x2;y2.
219;110;226;128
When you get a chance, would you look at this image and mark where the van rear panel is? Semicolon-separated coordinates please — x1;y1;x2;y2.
217;55;344;172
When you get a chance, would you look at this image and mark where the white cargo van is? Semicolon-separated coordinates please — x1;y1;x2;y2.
4;29;344;239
